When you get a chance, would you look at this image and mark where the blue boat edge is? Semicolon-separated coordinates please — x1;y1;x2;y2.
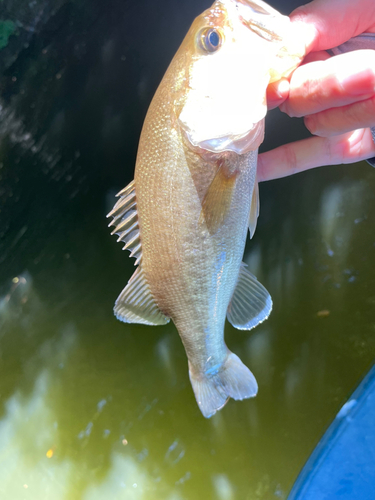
288;364;375;500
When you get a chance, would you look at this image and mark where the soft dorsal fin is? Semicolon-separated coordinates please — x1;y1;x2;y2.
248;180;259;239
107;180;170;326
227;263;272;330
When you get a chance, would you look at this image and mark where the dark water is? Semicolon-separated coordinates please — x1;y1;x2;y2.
0;0;374;499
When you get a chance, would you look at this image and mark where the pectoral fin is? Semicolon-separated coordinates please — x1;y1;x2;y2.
249;180;260;239
227;263;272;330
199;164;237;234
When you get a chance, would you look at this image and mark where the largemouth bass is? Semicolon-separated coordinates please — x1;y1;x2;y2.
108;0;303;418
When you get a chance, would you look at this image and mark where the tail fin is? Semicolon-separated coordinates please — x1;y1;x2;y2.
188;352;258;418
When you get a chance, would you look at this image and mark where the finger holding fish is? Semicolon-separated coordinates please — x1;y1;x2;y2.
266;78;289;110
290;0;375;54
260;0;375;179
265;0;375;115
304;96;375;138
258;128;375;182
265;51;331;111
280;50;375;120
281;50;375;139
267;51;375;140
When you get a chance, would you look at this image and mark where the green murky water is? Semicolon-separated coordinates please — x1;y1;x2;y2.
1;159;374;500
0;0;374;498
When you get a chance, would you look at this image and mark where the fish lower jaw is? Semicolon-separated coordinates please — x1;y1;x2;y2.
180;118;265;155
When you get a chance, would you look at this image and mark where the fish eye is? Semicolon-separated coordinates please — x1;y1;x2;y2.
198;28;223;53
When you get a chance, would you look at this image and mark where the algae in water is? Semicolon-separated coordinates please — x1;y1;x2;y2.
0;20;16;50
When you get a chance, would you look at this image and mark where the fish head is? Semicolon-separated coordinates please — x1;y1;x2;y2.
176;0;304;154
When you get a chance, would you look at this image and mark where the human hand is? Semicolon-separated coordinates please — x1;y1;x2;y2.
259;0;375;182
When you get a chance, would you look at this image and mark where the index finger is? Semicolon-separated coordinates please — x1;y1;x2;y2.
280;50;375;118
257;128;375;182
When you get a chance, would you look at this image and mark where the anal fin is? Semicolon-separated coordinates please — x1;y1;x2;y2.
227;263;272;330
115;267;170;326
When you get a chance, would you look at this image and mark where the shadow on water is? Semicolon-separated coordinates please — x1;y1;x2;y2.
0;0;374;498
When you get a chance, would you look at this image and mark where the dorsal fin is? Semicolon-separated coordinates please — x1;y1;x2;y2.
107;180;142;265
227;263;272;330
107;180;170;325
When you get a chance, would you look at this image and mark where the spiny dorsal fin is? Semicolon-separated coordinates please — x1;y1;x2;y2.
107;180;142;265
114;267;170;325
227;263;272;330
108;180;169;326
249;180;259;239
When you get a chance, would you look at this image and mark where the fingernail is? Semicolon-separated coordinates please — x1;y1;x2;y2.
275;79;289;99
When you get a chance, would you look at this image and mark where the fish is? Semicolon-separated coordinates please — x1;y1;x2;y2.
108;0;304;418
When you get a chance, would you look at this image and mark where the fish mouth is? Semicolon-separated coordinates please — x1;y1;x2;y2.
235;0;305;81
236;0;280;16
187;119;265;155
235;0;285;41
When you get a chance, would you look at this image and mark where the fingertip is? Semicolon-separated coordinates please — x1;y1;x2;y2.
288;15;318;55
288;0;375;53
267;78;290;110
276;78;290;97
304;115;317;135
